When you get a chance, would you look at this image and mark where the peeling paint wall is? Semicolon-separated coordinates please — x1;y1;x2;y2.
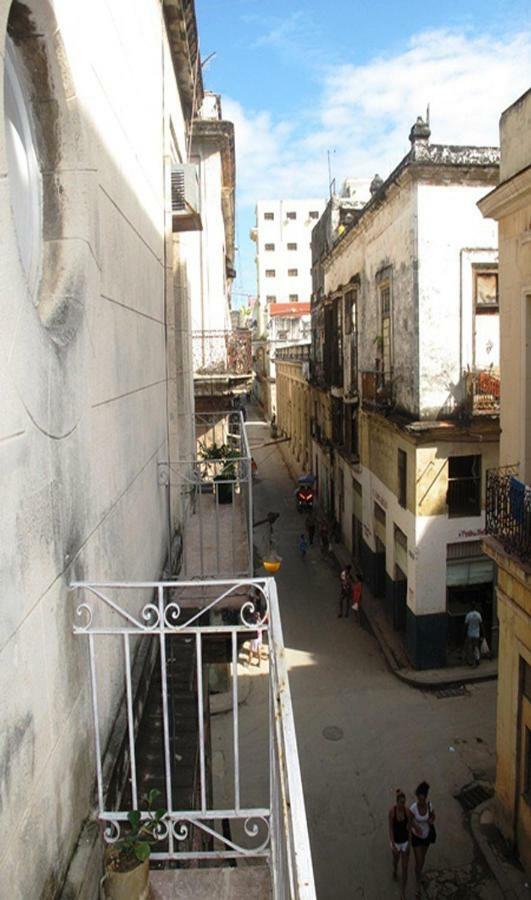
417;183;498;417
0;2;195;896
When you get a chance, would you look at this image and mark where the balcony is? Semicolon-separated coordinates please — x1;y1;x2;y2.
465;368;500;414
193;330;252;389
361;370;394;411
275;343;310;362
71;576;316;899
486;466;531;564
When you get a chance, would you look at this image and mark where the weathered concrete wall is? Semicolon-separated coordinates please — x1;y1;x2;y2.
324;179;419;414
417;183;498;417
276;359;312;472
0;2;194;896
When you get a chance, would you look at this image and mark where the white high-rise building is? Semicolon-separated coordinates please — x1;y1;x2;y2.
251;198;326;413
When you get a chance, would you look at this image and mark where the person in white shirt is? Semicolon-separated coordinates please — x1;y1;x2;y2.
464;604;483;666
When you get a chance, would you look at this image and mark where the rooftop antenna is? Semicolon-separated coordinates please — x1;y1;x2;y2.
327;149;336;199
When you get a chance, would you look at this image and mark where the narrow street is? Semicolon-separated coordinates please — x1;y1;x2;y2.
248;415;500;900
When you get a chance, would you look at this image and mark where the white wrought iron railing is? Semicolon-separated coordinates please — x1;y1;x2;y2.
71;577;316;899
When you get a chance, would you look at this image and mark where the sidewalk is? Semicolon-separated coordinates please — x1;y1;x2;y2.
470;800;530;899
331;533;498;689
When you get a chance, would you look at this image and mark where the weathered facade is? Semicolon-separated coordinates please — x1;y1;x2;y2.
0;0;201;895
275;344;312;474
311;119;500;668
190;92;252;407
479;88;531;876
251;197;326;416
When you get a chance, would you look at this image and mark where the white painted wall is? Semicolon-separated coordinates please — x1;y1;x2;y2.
0;2;195;896
417;183;498;417
255;199;325;306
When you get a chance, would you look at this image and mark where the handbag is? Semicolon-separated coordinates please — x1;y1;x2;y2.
480;637;490;657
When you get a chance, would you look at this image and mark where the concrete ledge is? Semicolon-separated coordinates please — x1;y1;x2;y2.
470;801;529;898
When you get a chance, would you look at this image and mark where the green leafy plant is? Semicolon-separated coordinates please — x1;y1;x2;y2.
198;440;240;480
106;790;166;872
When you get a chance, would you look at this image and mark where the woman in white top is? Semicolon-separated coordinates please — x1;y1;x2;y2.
410;781;435;899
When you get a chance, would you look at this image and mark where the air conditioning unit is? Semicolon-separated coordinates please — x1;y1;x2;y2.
171;164;202;232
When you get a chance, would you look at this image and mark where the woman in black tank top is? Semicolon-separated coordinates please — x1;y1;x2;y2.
388;789;411;900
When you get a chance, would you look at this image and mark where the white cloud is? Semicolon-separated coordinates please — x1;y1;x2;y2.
229;28;531;210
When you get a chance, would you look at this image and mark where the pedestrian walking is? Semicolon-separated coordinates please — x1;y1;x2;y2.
388;789;411;900
338;564;352;617
305;512;316;545
464;603;483;666
410;781;436;898
351;574;362;621
319;521;330;556
299;533;308;560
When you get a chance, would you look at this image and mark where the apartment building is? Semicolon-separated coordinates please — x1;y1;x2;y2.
479;88;531;876
251;198;326;415
310;118;500;669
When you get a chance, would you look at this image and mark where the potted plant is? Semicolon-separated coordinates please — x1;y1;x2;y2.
103;790;166;900
199;440;240;504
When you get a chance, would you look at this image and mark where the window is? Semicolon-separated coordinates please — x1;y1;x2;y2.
286;211;297;220
289;294;299;302
288;268;298;277
264;212;274;220
287;242;297;250
266;295;276;302
379;281;392;377
374;502;386;525
332;396;343;446
265;242;275;251
474;267;499;313
447;455;481;517
265;269;275;278
398;449;407;508
4;36;42;295
309;210;319;219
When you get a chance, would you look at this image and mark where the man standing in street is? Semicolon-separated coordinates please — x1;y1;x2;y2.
339;564;353;618
464;603;484;666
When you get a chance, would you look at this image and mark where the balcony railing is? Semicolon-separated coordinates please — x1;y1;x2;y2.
275;343;311;362
486;466;531;563
193;329;252;377
465;368;500;414
361;370;394;410
71;577;316;898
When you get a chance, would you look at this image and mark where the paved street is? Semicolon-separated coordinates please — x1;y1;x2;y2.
245;416;501;900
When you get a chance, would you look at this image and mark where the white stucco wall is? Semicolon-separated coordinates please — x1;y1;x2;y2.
0;2;194;896
256;199;325;306
417;183;498;417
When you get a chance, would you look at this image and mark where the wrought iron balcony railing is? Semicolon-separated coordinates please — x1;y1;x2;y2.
486;466;531;563
193;329;252;377
71;577;316;898
361;370;394;410
465;368;500;414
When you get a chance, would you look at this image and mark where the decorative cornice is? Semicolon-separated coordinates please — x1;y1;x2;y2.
478;163;531;220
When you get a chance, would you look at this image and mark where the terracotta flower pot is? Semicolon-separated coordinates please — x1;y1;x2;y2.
104;853;149;900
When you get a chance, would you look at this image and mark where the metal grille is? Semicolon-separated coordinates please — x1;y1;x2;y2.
457;783;493;811
486;465;531;563
435;684;469;699
171;168;185;212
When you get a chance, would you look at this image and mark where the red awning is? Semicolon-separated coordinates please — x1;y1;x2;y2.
269;302;310;317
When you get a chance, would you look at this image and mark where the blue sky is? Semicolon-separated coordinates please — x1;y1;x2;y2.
195;1;531;303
